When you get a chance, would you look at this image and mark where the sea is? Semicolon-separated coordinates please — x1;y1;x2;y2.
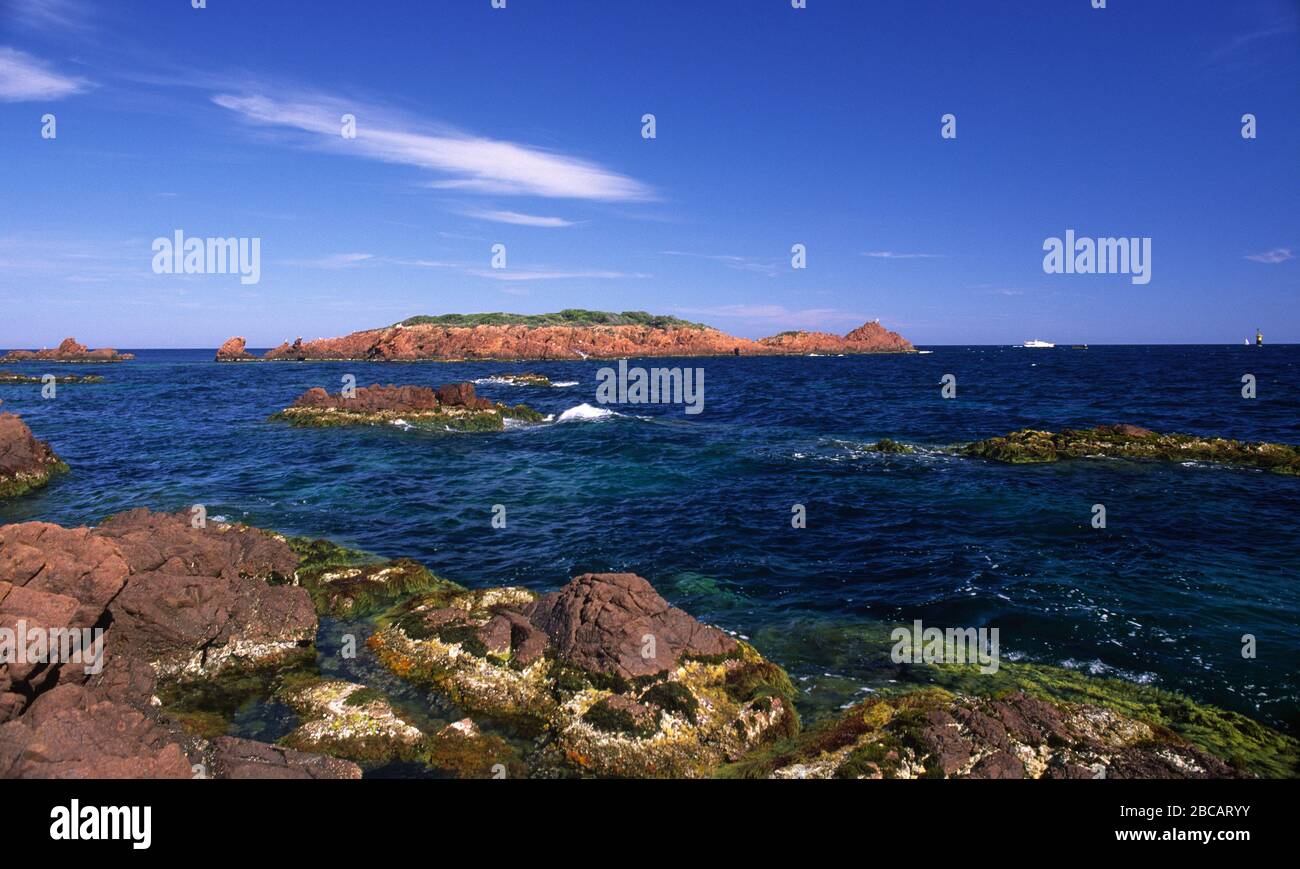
2;345;1297;748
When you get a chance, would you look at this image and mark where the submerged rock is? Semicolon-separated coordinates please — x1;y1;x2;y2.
424;717;527;779
204;735;361;779
369;572;799;777
0;337;132;363
0;411;68;500
963;425;1300;475
269;382;544;431
285;536;462;618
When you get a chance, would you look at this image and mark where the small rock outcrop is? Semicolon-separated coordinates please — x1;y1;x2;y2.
526;573;739;678
215;336;256;361
0;337;133;363
270;382;544;432
0;411;68;500
368;573;798;777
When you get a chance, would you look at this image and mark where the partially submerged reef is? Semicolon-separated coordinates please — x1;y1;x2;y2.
487;373;554;387
0;370;104;384
963;424;1300;475
0;337;132;363
0;410;68;500
269;382;544;432
0;508;1293;779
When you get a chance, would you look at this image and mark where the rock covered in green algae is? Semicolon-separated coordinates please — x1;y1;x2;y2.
283;535;464;618
0;411;69;500
871;438;914;454
268;382;544;432
723;688;1250;780
963;424;1300;475
368;573;800;777
278;679;426;764
425;717;528;779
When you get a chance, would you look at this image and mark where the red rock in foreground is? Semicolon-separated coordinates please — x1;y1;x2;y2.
0;509;354;779
0;337;133;363
218;313;914;361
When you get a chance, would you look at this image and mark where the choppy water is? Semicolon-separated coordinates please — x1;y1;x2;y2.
2;346;1297;733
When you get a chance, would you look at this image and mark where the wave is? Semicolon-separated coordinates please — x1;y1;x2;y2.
557;403;620;423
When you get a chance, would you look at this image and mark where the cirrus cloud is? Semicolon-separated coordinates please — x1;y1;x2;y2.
212;91;653;203
0;47;89;102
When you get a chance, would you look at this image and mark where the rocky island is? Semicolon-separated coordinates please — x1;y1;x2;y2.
0;337;133;363
217;310;915;361
269;382;544;431
1;508;1292;779
0;410;68;500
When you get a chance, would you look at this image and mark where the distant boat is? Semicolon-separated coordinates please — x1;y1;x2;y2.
1022;339;1055;348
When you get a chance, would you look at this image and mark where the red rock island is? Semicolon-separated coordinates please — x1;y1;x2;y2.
216;310;914;361
0;337;133;363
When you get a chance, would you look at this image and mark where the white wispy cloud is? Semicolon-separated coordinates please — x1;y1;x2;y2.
1245;248;1293;264
459;208;576;228
863;251;946;259
212;91;653;202
660;250;781;276
283;253;375;269
0;47;89;101
3;0;92;34
466;269;650;282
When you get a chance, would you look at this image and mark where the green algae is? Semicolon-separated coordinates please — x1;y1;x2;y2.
872;438;914;454
285;536;463;618
0;460;68;500
582;696;657;738
640;680;700;724
963;426;1300;475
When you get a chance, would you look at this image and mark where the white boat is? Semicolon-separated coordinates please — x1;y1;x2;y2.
1022;339;1055;348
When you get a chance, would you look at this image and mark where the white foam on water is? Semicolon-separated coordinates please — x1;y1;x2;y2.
557;403;619;423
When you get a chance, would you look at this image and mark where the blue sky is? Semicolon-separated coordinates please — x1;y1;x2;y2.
0;0;1296;347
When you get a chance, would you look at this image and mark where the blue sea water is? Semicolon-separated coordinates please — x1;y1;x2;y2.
2;346;1297;734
